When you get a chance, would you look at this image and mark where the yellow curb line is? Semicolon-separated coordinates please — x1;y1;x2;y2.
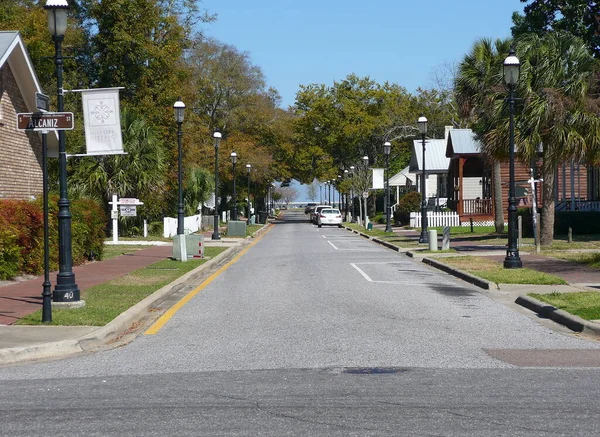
144;224;273;335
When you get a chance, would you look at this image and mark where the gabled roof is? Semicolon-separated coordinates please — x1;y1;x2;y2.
0;31;58;155
389;165;414;187
410;138;450;174
445;129;481;157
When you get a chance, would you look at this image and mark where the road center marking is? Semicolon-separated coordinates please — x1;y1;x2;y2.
144;225;273;335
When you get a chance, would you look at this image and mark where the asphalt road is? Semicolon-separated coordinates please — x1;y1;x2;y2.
2;210;600;436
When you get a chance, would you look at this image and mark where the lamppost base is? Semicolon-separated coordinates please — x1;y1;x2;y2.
503;256;523;269
385;225;393;233
211;232;221;241
419;233;429;244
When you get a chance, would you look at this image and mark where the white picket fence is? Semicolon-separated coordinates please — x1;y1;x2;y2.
163;214;203;238
410;211;460;228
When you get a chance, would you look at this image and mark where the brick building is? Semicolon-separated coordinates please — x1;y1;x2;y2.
0;31;57;200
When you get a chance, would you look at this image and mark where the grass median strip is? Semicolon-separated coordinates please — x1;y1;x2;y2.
530;291;600;321
439;256;567;285
16;246;227;326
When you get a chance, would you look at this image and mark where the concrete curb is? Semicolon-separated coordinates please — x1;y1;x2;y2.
422;257;495;290
0;244;238;365
515;294;600;338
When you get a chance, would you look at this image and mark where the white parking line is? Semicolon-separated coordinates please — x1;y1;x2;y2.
351;263;373;281
327;241;381;251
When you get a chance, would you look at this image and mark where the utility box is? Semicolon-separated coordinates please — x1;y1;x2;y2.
227;220;247;237
186;234;205;258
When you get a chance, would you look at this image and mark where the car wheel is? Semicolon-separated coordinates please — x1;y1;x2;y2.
338;224;343;228
318;224;322;228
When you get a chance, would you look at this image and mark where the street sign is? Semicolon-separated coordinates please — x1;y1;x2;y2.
17;112;74;131
362;191;369;198
120;205;137;217
119;198;139;204
35;92;50;112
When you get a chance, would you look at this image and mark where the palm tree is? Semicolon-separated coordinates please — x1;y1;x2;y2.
485;31;599;245
454;38;513;233
184;167;214;216
70;108;168;221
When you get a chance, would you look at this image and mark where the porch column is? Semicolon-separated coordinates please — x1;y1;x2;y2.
458;157;465;216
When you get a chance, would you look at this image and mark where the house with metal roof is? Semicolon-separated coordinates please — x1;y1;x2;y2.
0;31;57;200
445;128;592;225
409;127;451;210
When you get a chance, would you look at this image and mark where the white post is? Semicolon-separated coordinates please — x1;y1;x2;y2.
144;219;148;238
112;194;118;243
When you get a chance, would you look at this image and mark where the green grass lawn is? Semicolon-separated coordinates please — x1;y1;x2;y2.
440;256;567;285
17;246;227;326
530;291;600;320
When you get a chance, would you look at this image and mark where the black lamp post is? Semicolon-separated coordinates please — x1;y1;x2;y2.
212;130;222;240
363;155;369;223
328;181;332;205
350;166;355;220
246;164;251;221
174;99;185;235
343;169;349;220
384;141;392;232
230;152;237;220
337;175;342;208
417;116;429;244
45;0;79;302
503;48;523;268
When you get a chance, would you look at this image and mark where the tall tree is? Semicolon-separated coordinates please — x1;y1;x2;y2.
512;0;600;58
484;31;600;245
454;38;514;233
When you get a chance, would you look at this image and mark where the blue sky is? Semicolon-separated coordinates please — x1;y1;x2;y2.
202;0;526;109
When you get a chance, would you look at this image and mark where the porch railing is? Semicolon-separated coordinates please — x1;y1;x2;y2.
461;198;493;215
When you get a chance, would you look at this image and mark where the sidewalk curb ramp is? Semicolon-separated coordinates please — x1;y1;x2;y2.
0;240;243;365
515;294;600;339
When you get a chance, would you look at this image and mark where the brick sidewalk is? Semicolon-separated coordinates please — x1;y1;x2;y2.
0;245;172;325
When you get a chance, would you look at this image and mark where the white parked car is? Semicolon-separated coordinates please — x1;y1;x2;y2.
317;208;343;228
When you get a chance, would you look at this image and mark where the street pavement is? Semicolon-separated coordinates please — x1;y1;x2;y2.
2;211;600;435
2;214;600;365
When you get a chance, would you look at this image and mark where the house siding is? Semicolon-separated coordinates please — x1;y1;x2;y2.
0;63;43;199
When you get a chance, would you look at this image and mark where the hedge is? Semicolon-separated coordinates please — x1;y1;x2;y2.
0;197;106;280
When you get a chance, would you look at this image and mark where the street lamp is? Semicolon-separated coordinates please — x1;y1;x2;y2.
212;130;222;240
328;180;332;205
503;48;523;268
174;99;185;235
45;0;79;302
384;141;392;232
363;156;369;224
350;166;355;221
230;152;238;220
417;116;429;244
343;169;349;220
246;164;251;222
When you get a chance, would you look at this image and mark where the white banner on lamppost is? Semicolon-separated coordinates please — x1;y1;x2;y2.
372;168;384;189
81;88;125;156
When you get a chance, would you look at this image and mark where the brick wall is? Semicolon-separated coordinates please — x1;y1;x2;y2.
0;63;43;200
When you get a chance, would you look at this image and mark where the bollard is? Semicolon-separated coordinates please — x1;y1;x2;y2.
518;215;522;248
442;226;450;250
428;230;438;251
470;217;474;232
568;227;573;243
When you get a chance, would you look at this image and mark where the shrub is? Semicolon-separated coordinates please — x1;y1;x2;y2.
0;216;20;280
0;197;106;279
394;191;421;225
